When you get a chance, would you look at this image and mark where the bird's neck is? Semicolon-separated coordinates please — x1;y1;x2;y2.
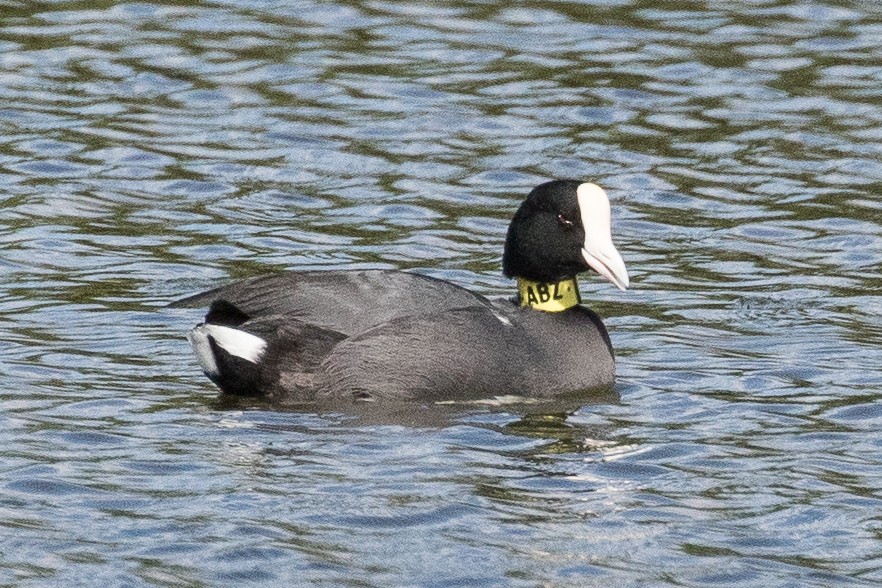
516;277;581;312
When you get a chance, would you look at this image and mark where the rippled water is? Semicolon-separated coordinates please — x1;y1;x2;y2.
1;0;881;585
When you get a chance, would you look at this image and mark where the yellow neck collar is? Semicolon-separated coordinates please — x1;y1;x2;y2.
516;277;581;312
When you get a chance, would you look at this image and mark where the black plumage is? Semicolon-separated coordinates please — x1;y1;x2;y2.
173;180;629;403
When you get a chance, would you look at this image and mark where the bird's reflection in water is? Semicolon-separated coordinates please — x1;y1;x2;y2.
208;385;620;452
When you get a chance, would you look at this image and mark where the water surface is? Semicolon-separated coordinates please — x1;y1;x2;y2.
1;1;881;586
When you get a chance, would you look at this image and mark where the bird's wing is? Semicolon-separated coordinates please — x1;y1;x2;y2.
170;269;492;336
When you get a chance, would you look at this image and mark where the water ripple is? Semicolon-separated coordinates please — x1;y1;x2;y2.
0;0;880;586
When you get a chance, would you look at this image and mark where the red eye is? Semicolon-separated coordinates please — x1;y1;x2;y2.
558;214;573;228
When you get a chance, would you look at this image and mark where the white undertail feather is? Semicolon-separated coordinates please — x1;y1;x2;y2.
187;324;267;377
187;326;218;376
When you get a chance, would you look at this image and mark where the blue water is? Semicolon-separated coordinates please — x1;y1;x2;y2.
1;1;881;586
